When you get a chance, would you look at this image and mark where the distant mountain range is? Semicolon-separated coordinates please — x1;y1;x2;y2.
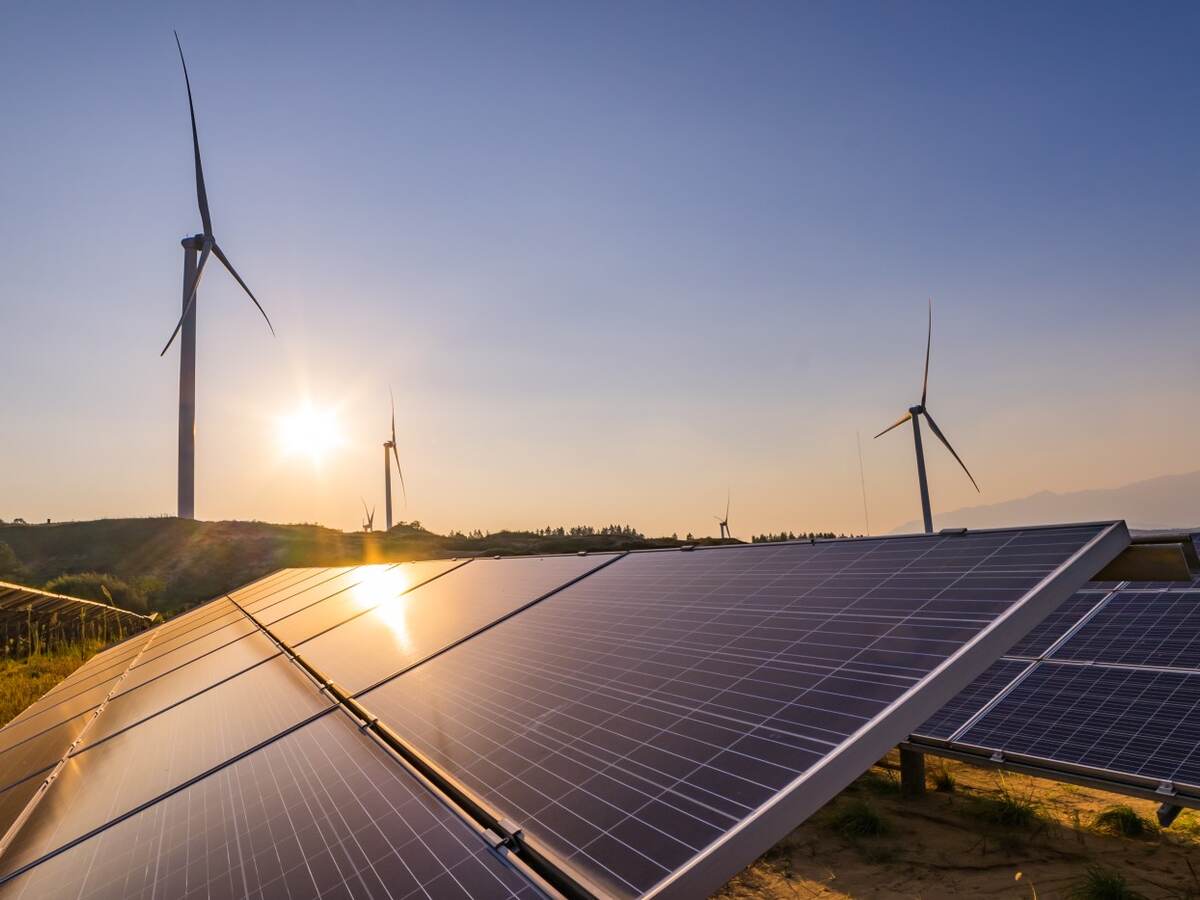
892;470;1200;534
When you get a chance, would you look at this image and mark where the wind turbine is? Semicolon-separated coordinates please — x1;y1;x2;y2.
874;301;979;533
161;32;275;520
383;390;406;530
361;499;376;533
714;493;731;540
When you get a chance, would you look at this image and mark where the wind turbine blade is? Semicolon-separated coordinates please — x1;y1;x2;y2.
174;31;211;235
725;491;730;523
361;497;370;521
873;411;912;440
159;240;213;356
389;388;397;447
391;444;407;508
921;298;932;408
211;243;274;335
922;410;980;492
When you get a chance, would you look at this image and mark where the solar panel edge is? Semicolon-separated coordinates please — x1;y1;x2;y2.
639;521;1130;899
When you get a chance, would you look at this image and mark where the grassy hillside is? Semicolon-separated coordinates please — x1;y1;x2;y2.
0;518;696;615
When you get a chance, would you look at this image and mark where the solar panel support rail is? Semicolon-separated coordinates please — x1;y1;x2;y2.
227;595;608;900
900;740;1200;816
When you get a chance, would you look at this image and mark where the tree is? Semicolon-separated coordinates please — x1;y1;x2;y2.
0;542;25;580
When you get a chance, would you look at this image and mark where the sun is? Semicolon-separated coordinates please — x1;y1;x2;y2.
278;403;343;465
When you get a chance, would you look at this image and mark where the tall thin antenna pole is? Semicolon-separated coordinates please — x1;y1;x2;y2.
856;431;870;536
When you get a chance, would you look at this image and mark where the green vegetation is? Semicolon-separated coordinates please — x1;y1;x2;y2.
0;542;27;581
43;572;163;613
1065;866;1146;900
0;517;729;616
1091;805;1154;839
931;767;956;793
0;640;101;725
827;799;890;837
968;782;1042;828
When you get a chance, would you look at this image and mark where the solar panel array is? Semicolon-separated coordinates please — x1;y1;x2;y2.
912;553;1200;809
0;581;154;658
0;523;1125;899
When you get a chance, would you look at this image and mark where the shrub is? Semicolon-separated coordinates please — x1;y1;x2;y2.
931;768;956;793
1091;805;1153;839
1065;866;1146;900
969;783;1041;828
828;799;890;838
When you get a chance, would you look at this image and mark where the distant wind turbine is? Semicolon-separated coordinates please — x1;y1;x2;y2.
161;32;275;520
714;493;731;541
361;499;375;533
383;390;407;530
874;301;979;533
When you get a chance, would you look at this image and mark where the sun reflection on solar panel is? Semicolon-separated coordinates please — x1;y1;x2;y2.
345;565;415;651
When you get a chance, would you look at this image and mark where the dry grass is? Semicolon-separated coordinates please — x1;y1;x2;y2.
715;752;1200;899
0;642;99;725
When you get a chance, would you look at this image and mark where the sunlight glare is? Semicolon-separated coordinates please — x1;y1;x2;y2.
278;403;343;465
348;565;416;653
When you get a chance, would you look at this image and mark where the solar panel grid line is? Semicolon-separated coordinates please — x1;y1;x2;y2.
951;661;1200;794
329;553;630;698
345;707;567;900
1027;585;1125;660
0;706;343;891
1050;589;1200;669
0;622;164;862
4;564;451;792
226;574;596;899
641;522;1128;898
0;710;547;900
940;660;1041;744
266;559;475;648
71;647;284;755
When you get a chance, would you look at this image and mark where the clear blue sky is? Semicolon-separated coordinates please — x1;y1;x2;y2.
1;2;1197;536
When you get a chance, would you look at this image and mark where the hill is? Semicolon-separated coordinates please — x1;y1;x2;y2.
0;518;695;615
892;469;1200;534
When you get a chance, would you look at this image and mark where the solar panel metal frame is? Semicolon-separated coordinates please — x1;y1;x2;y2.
634;521;1128;899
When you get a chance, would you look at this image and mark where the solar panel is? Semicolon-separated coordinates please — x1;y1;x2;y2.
0;656;336;878
346;525;1122;897
0;711;542;900
955;662;1200;791
0;524;1128;897
1050;590;1200;669
297;554;619;693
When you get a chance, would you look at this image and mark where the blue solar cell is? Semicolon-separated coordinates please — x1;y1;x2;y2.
0;713;541;899
957;661;1200;789
1051;590;1200;669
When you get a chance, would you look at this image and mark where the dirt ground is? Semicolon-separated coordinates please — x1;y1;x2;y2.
715;753;1200;899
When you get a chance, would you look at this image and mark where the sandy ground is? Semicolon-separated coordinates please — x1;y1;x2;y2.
715;753;1200;899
